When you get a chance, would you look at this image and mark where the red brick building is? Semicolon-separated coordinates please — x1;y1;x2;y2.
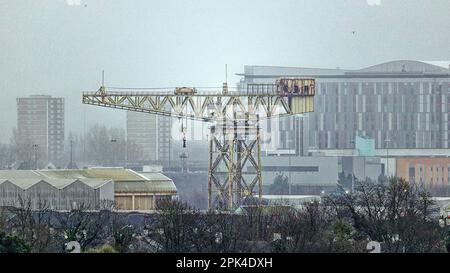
396;157;450;188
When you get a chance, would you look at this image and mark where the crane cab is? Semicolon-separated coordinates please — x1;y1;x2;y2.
276;78;315;97
175;87;197;95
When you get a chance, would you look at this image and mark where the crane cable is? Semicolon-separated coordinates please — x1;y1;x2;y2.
182;104;187;148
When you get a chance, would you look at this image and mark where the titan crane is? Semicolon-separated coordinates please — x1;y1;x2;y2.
82;78;315;211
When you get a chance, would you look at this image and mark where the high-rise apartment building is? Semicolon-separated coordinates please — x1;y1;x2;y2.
237;60;450;155
126;111;172;165
17;95;65;167
126;111;158;162
158;115;172;164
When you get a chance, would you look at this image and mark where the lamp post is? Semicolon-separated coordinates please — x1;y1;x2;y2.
350;139;356;193
288;151;292;195
125;136;128;168
32;144;38;170
68;138;74;169
111;138;117;166
385;138;391;179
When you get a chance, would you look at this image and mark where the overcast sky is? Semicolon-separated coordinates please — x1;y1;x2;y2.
0;0;449;142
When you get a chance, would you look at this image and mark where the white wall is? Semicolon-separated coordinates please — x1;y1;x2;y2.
259;156;338;186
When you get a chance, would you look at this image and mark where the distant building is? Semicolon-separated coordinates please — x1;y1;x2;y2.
396;157;450;188
257;195;321;208
237;60;450;155
16;95;65;167
115;171;177;211
0;168;177;211
126;111;158;162
262;115;310;156
126;111;172;166
158;115;173;165
355;135;375;156
0;170;114;210
259;155;338;194
341;156;383;182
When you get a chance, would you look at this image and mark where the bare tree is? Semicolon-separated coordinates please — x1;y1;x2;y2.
144;200;199;253
144;200;262;253
9;128;35;168
83;124;126;166
55;203;112;251
6;195;54;252
270;202;330;252
324;177;445;253
187;212;250;253
110;213;136;253
0;142;14;169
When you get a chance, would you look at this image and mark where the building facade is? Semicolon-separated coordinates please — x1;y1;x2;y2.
16;95;65;167
0;168;177;211
262;115;310;156
126;111;158;162
259;155;338;187
396;157;450;188
237;60;450;154
126;111;172;166
158;115;172;164
0;170;114;210
115;171;177;211
341;156;383;182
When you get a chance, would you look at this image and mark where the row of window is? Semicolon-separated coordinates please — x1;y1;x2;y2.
409;165;450;184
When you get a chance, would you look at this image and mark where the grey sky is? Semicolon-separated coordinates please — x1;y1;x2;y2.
0;0;449;142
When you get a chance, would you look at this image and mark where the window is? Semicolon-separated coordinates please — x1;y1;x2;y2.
409;166;415;182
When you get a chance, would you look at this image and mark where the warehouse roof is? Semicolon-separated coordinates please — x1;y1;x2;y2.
39;168;144;181
0;168;177;194
0;170;46;180
138;172;172;182
114;180;177;194
237;60;450;78
0;178;112;190
0;168;152;181
114;172;176;193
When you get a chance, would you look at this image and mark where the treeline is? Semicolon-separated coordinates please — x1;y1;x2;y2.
1;177;450;253
0;124;134;169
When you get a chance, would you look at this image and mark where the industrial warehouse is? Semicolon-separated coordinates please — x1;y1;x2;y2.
0;168;177;211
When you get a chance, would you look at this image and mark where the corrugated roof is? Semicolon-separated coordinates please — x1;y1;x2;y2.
39;168;143;181
0;168;147;181
114;171;176;193
0;170;46;179
115;180;177;193
0;169;176;193
138;172;172;182
0;179;38;189
0;178;111;190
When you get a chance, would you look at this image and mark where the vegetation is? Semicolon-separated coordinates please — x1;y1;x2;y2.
85;244;118;253
0;231;30;253
0;124;128;169
268;173;290;195
0;177;448;253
